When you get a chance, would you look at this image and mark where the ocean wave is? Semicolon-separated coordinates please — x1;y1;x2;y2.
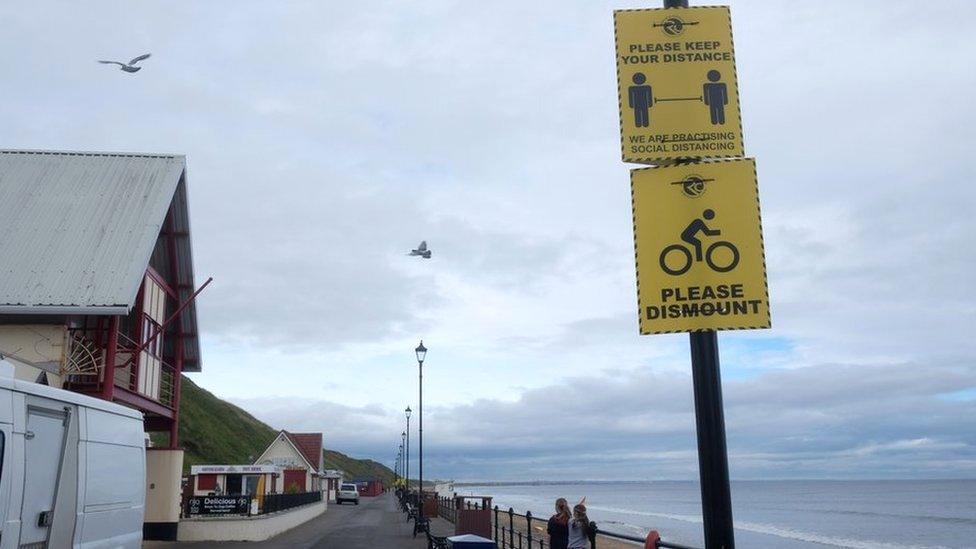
812;507;976;526
584;505;953;549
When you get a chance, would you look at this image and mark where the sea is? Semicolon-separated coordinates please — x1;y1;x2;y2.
456;480;976;549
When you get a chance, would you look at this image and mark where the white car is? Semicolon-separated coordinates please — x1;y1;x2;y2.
336;483;360;505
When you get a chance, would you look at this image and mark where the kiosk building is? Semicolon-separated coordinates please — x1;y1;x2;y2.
0;150;204;540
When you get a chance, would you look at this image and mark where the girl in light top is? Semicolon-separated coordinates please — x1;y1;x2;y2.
567;502;593;549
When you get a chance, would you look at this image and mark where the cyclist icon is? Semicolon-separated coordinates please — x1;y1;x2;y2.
659;209;740;276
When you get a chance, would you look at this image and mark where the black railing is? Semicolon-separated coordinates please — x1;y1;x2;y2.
259;491;322;515
421;493;700;548
438;495;457;523
183;491;323;518
428;497;701;549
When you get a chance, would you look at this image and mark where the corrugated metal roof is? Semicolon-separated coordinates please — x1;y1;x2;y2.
0;150;186;312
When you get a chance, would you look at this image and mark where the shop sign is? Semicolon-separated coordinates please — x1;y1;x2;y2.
186;496;251;516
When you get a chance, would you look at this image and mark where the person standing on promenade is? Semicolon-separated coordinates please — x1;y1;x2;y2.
568;502;594;549
547;498;571;549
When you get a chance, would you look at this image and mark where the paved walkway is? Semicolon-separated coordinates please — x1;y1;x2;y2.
146;493;455;549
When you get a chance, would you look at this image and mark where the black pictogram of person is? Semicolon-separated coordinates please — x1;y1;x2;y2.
629;73;653;127
681;209;721;261
702;70;728;125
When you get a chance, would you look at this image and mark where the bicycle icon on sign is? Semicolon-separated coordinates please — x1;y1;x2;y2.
659;209;740;276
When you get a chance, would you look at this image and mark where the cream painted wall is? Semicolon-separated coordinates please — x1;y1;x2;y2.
146;449;184;523
178;501;326;542
255;435;312;492
139;275;166;399
0;324;66;386
138;353;161;399
143;275;167;324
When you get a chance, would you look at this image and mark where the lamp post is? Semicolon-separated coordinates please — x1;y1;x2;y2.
401;431;406;490
405;406;412;495
415;340;427;519
397;443;403;484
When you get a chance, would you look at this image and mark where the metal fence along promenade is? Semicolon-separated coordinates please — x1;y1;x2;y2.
183;490;323;518
434;494;701;549
260;491;323;514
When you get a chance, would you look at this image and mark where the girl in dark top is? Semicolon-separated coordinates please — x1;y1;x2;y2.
547;498;571;549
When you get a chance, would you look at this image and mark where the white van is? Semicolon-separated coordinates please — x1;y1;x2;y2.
0;359;146;548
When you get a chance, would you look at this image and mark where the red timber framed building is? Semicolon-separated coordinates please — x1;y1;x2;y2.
0;150;206;539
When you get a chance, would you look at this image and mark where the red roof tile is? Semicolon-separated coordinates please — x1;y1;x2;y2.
283;432;322;472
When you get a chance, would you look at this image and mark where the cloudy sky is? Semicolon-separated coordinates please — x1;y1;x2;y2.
2;0;974;480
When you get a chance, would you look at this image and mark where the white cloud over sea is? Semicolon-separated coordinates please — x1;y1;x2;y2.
1;0;974;479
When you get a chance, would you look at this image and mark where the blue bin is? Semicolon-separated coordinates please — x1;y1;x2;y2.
447;534;497;549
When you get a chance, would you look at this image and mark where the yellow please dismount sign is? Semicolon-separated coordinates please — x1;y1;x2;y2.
631;158;770;334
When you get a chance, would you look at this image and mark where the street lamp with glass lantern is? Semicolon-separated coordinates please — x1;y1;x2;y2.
415;340;427;519
395;444;401;485
405;406;412;495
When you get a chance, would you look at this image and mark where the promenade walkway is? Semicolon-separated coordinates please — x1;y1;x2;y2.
147;493;454;549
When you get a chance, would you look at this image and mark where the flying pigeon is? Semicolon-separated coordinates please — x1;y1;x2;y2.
408;241;432;259
98;53;151;73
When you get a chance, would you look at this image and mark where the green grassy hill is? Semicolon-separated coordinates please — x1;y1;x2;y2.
172;376;277;470
153;376;393;482
324;449;394;483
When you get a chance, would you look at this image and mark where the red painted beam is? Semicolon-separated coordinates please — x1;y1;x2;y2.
112;386;175;419
169;336;184;448
100;316;120;400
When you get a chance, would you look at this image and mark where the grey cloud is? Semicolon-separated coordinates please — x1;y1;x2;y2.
231;360;976;480
4;0;976;482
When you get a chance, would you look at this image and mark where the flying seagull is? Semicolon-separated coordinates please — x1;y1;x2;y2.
98;53;151;73
408;241;432;259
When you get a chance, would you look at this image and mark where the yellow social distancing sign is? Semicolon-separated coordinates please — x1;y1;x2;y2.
614;6;744;164
631;158;770;334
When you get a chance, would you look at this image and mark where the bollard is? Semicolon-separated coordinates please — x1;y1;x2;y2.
526;510;533;547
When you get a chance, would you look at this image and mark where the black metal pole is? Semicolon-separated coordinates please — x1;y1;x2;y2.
406;412;411;494
689;332;735;549
659;2;735;547
419;357;424;519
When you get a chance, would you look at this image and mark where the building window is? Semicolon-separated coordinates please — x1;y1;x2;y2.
142;315;163;357
283;470;306;493
197;474;217;491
